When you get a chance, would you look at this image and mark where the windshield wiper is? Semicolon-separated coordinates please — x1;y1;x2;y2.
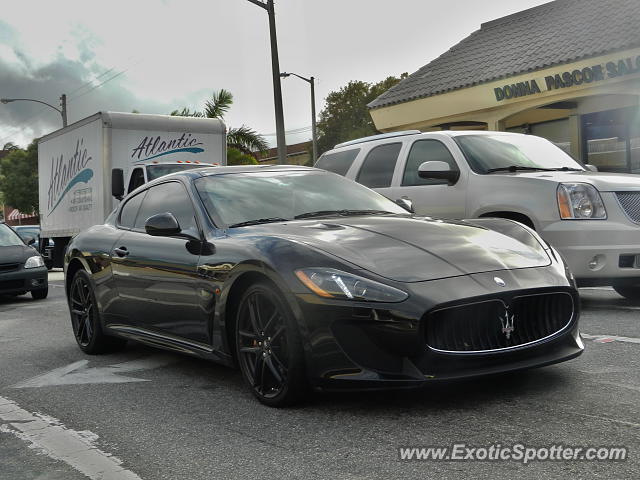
544;167;583;171
227;217;288;228
486;165;553;173
294;209;394;219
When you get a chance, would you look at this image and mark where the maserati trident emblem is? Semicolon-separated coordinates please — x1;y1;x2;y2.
499;307;515;339
494;276;506;287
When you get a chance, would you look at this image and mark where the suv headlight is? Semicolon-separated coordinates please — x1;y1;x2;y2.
24;255;45;269
557;183;606;219
295;268;408;302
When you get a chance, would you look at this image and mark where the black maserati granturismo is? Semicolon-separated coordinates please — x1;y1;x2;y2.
64;165;583;406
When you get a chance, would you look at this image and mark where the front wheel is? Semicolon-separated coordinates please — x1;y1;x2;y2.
31;288;48;300
613;285;640;300
235;282;307;407
68;269;126;354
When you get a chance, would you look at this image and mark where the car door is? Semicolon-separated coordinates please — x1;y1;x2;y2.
110;180;209;343
392;138;467;218
354;142;403;200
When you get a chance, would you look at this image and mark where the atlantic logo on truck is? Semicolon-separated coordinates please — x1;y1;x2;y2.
131;133;204;162
47;138;94;215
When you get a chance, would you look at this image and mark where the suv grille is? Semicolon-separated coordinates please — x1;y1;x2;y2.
425;292;574;353
616;192;640;223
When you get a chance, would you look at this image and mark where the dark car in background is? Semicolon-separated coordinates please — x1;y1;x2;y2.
0;223;48;299
13;225;55;269
64;166;583;406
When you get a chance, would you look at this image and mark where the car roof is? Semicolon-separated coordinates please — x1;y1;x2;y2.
195;165;316;177
328;129;521;152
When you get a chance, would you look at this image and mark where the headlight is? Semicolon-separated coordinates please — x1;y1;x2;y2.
24;255;45;269
295;268;408;302
557;183;606;219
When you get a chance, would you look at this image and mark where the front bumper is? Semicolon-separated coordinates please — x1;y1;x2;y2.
294;266;583;391
0;266;48;294
541;193;640;285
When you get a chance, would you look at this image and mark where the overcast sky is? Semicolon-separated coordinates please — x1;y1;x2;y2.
0;0;550;148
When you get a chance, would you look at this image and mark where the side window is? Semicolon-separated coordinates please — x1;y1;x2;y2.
315;148;360;176
402;140;459;186
118;191;147;229
356;143;402;188
134;182;198;234
128;167;145;193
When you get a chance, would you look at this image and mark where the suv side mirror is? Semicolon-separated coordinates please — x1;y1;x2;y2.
418;161;460;185
145;213;181;237
584;164;598;172
23;236;36;246
112;168;125;200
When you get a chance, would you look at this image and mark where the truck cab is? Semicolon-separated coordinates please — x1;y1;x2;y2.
123;161;217;195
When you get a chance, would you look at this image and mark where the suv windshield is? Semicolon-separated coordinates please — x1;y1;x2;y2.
195;170;406;227
147;163;207;181
454;134;585;174
0;224;26;247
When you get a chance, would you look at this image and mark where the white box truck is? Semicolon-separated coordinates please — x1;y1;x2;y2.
38;112;226;267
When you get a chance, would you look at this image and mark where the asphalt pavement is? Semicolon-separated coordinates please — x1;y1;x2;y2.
1;272;639;479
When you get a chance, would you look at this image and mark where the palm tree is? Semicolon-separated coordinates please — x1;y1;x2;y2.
171;89;268;157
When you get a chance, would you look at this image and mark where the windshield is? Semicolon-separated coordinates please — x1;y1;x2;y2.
454;134;585;174
194;170;407;227
147;164;208;181
0;224;26;247
14;226;39;240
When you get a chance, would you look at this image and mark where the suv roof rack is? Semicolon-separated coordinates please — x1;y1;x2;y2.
334;130;421;149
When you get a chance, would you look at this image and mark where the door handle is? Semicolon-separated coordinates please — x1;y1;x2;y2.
114;246;129;257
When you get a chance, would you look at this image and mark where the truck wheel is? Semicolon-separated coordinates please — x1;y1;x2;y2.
31;289;48;300
613;285;640;300
68;270;126;354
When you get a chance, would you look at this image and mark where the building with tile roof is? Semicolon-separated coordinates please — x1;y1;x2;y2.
368;0;640;172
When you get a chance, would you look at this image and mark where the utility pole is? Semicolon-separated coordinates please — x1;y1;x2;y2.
247;0;287;165
60;94;67;127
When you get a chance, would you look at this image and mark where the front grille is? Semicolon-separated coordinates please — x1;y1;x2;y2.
425;292;574;353
616;192;640;223
0;263;20;273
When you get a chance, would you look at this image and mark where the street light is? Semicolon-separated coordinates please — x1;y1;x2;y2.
280;72;317;165
246;0;287;165
0;94;67;127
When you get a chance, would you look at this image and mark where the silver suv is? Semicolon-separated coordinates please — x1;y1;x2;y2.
316;130;640;298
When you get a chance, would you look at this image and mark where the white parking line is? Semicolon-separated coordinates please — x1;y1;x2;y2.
0;395;143;480
581;333;640;344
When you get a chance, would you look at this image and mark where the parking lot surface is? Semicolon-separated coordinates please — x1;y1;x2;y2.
1;272;639;479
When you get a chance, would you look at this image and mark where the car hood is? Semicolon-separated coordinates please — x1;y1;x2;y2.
506;170;640;192
261;216;551;282
0;244;34;264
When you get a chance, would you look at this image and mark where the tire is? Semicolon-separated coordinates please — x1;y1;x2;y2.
613;285;640;300
67;269;126;354
31;288;48;300
235;282;307;407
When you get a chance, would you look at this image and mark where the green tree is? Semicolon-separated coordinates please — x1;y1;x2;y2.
316;74;408;155
171;89;268;161
0;140;39;213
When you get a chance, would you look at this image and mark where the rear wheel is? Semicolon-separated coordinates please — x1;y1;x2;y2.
68;270;126;354
235;282;307;407
613;285;640;300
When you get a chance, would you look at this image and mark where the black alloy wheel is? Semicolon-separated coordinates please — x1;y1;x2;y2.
68;270;126;354
236;282;306;407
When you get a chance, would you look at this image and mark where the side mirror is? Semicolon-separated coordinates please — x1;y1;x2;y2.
145;212;181;237
418;161;460;185
585;164;598;172
112;168;125;200
24;236;36;246
396;197;414;213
